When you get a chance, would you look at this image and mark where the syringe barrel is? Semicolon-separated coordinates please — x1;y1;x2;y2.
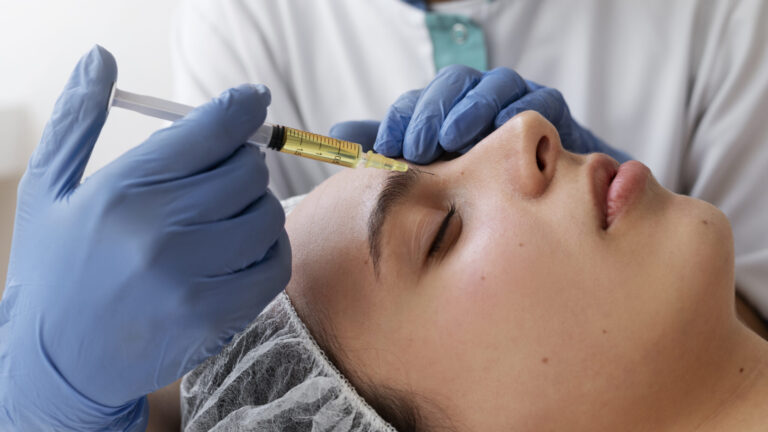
108;86;406;172
268;125;362;168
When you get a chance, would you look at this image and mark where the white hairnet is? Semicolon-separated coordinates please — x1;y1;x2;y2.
181;292;397;431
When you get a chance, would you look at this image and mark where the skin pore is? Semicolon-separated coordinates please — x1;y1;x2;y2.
285;111;768;431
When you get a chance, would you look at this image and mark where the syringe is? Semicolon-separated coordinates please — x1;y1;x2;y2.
107;85;408;172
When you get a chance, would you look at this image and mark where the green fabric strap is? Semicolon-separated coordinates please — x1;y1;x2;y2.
425;13;488;72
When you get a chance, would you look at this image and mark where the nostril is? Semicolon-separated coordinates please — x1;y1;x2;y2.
536;136;549;172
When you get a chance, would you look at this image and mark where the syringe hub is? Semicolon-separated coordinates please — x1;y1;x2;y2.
359;150;408;172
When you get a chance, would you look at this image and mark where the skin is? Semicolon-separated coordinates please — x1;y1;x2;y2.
145;110;768;431
285;111;768;431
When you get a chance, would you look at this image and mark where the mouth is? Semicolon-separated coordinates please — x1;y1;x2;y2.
605;161;651;228
589;155;652;230
589;154;620;230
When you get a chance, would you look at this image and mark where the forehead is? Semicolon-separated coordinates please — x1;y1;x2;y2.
314;166;388;228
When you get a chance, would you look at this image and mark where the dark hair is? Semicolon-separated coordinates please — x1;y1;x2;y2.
296;300;457;432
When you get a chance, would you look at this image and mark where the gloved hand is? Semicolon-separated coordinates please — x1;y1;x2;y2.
330;65;631;164
0;46;291;431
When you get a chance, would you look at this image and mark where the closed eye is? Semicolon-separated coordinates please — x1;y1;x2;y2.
428;204;456;259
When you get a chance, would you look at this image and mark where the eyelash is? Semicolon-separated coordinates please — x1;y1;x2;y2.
427;203;457;259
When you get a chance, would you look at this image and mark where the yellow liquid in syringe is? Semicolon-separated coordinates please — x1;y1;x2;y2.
276;126;408;172
281;127;360;167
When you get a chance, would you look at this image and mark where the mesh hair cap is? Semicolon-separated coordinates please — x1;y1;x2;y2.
181;292;397;431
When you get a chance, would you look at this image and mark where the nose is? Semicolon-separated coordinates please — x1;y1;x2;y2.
464;110;562;197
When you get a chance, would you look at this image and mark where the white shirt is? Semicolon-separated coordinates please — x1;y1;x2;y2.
172;0;768;319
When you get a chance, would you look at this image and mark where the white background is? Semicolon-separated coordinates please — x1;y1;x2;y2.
0;0;182;293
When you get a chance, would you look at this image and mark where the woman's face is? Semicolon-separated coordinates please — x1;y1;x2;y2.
286;112;736;429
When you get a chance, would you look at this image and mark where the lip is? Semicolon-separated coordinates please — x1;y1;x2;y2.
605;161;651;228
589;154;620;229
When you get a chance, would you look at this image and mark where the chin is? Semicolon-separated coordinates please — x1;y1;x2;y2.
670;195;735;294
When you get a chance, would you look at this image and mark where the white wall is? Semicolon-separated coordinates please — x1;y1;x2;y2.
0;1;182;294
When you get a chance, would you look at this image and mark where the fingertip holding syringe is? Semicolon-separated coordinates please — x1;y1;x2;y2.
107;84;407;173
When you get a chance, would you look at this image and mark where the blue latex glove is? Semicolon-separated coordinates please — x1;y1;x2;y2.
0;46;291;431
330;65;631;164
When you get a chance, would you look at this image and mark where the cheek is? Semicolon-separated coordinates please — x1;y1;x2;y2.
427;211;562;344
402;213;579;396
421;198;611;364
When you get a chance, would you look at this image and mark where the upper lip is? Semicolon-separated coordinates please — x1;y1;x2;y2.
588;154;620;230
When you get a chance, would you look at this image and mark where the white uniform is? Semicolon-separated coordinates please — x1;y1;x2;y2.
172;0;768;319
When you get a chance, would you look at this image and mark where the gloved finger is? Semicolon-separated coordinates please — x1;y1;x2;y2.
191;229;291;315
439;67;528;153
169;191;285;276
124;84;271;181
28;45;117;197
374;89;421;157
495;87;570;131
329;120;380;152
202;229;291;299
404;65;483;164
166;144;269;224
184;229;291;368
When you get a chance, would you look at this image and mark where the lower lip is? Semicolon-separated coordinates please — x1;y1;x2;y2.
606;161;650;228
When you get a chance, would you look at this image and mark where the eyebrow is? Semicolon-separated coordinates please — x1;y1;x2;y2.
367;168;422;276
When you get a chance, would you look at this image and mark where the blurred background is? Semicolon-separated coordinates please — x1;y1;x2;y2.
0;1;181;297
